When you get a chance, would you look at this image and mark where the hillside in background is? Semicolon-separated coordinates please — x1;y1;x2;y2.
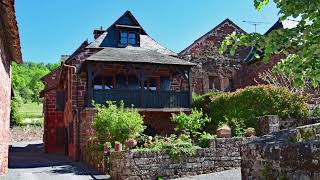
11;62;59;125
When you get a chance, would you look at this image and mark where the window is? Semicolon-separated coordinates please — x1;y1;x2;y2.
56;91;65;111
105;77;113;90
149;78;157;91
160;76;171;90
120;32;128;46
94;77;103;90
128;75;139;89
129;33;136;45
119;31;138;46
116;75;126;89
209;76;214;89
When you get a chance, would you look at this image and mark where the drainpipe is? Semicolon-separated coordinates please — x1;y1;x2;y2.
63;62;81;161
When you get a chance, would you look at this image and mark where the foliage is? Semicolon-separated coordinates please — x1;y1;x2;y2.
10;96;22;126
220;0;320;87
193;85;308;135
310;105;320;118
93;101;145;145
12;61;59;104
222;117;245;137
171;109;211;136
15;118;44;127
136;134;200;160
198;132;216;148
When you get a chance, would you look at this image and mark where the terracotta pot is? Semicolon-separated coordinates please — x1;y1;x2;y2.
216;127;231;138
244;128;256;137
114;142;122;152
125;139;137;149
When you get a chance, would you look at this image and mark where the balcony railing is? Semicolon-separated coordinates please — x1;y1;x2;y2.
92;89;190;108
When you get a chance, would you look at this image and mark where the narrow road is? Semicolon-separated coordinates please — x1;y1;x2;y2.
174;169;241;180
1;141;109;180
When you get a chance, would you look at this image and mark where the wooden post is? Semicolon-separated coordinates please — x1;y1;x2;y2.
188;69;193;107
87;63;94;107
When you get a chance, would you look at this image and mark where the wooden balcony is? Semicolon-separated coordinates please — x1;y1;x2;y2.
92;89;190;108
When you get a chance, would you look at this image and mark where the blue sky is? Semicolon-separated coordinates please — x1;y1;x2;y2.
16;0;279;64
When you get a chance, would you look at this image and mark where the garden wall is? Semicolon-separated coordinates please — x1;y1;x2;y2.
241;122;320;179
110;137;254;180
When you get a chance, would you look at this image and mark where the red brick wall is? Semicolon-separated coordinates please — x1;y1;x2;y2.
43;89;65;154
0;32;12;176
234;54;284;89
179;20;249;94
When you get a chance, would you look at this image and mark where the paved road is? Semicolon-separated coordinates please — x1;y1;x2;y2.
1;141;109;180
174;169;241;180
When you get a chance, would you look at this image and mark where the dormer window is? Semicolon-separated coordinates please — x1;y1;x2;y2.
119;31;139;47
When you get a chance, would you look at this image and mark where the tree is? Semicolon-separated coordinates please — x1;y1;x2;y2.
220;0;320;87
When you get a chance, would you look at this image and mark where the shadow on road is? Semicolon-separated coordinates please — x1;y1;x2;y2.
7;141;109;179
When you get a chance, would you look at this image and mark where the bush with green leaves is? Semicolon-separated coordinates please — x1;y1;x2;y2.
193;85;308;135
135;134;199;159
93;101;145;145
310;106;320;118
171;109;210;137
198;132;216;148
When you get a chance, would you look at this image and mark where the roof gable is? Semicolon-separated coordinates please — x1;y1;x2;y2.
107;11;147;35
179;18;246;56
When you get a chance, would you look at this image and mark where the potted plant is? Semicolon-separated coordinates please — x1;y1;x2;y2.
125;138;137;149
244;127;256;137
216;124;231;138
114;141;122;152
104;142;112;154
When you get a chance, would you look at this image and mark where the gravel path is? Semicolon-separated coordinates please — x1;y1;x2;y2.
10;126;43;143
1;141;109;180
174;169;241;180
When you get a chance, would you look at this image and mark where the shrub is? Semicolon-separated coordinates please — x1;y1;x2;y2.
93;101;145;145
198;132;216;148
171;109;210;136
10;96;22;126
193;85;308;135
136;134;200;159
310;105;320;117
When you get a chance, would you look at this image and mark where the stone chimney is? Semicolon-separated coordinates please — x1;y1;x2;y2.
93;26;106;39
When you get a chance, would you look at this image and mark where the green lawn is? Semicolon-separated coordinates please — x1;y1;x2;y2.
18;102;43;118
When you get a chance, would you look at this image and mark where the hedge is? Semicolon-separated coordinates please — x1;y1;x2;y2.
193;85;308;136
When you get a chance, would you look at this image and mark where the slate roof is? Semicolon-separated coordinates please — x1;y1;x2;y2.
0;0;22;63
86;32;176;56
85;47;196;66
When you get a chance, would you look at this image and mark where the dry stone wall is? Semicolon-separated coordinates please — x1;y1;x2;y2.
241;123;320;179
110;137;254;180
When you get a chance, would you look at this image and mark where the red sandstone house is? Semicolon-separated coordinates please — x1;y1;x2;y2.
179;18;297;94
0;0;22;175
40;11;195;161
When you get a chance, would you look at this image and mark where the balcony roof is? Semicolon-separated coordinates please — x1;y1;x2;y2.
85;47;196;66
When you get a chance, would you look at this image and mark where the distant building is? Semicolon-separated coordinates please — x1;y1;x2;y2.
179;19;293;94
0;0;23;175
40;11;195;161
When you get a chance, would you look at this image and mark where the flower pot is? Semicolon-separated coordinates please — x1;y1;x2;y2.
244;128;256;137
216;127;231;138
114;142;122;152
125;139;137;149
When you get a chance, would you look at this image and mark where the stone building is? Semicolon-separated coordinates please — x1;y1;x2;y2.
179;18;296;94
0;0;22;175
40;11;195;161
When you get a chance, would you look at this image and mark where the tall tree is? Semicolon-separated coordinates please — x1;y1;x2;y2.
220;0;320;87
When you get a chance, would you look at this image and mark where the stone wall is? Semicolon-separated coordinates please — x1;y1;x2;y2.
110;137;254;180
0;31;11;176
258;115;320;135
241;123;320;179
